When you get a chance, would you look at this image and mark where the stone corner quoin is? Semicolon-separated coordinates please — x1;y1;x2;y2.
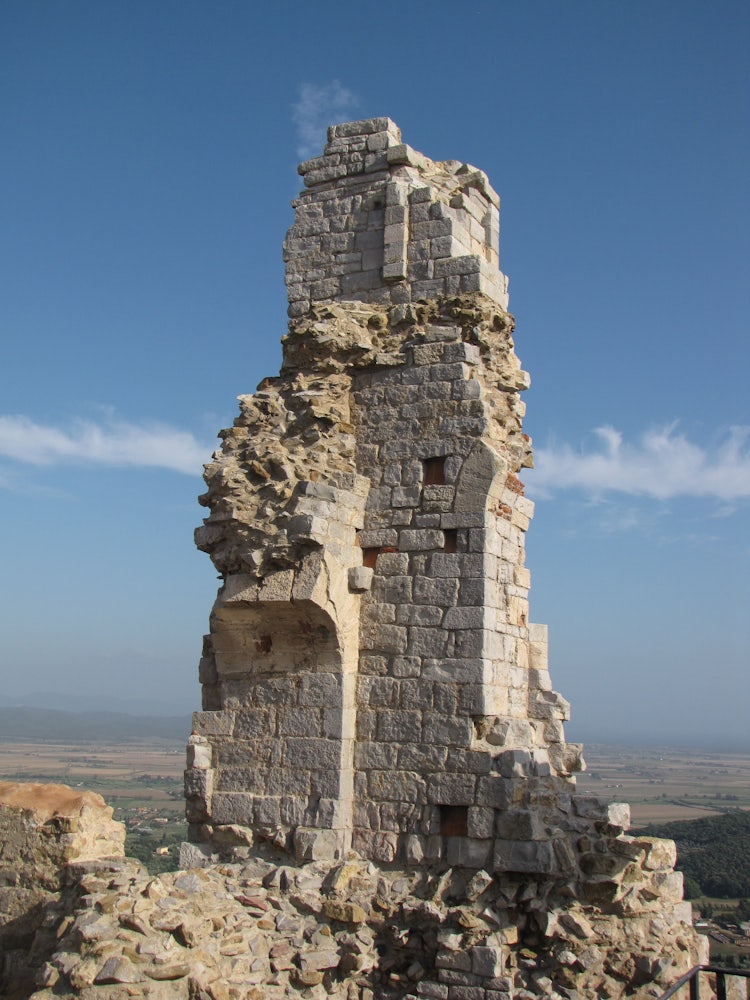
184;115;705;990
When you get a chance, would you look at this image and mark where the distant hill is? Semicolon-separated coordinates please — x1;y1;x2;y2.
0;706;191;743
635;811;750;898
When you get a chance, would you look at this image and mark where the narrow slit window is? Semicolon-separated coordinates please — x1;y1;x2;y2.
424;456;446;485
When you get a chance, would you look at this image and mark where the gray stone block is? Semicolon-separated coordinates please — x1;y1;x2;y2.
376;709;423;743
424;715;474;747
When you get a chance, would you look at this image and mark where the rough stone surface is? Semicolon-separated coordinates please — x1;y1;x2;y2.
9;846;708;1000
1;121;710;1000
183;119;708;994
0;781;125;999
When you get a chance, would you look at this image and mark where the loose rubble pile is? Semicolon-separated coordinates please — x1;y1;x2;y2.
12;833;700;1000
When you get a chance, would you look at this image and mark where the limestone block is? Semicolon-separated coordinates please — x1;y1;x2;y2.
294;827;345;862
495;809;545;840
399;743;448;772
299;673;343;706
414;575;460;606
284;737;341;770
427;772;476;805
396;604;444;627
467;806;495;839
493;839;556;875
477;775;525;810
424;715;474;747
205;792;254;826
650;870;684;902
278;709;323;737
376;709;422;743
407;626;449;657
186;736;212;769
368;770;426;804
471;945;505;977
184;767;213;803
604;802;631;832
178;840;217;868
634;836;678;871
348;565;373;592
422;658;485;685
446;837;493;868
192;710;234;737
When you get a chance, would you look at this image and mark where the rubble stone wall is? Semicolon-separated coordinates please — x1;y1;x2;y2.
0;781;125;999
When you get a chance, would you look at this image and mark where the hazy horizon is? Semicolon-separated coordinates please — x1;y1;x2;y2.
2;692;749;755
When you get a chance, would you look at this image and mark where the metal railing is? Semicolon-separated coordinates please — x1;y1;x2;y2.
657;965;750;999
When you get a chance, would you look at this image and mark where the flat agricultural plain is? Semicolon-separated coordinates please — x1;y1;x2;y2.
1;738;748;829
575;743;750;826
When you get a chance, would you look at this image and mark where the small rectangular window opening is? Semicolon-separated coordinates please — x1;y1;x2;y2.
443;529;458;553
440;804;469;836
424;456;446;486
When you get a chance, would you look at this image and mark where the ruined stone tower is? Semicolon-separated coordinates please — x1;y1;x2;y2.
185;118;705;995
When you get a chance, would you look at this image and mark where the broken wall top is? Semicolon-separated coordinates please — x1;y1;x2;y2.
283;117;508;317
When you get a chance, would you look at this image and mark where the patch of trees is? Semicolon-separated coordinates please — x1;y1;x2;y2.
635;811;750;899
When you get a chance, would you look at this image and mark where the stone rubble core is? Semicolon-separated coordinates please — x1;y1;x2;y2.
22;843;706;1000
179;117;708;995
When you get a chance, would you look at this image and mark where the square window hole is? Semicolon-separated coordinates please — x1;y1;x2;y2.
424;456;446;486
439;804;468;836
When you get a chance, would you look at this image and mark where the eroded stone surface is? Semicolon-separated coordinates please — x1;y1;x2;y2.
23;851;704;1000
0;120;710;1000
0;781;125;999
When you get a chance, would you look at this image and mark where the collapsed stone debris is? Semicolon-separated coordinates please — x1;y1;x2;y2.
0;119;709;999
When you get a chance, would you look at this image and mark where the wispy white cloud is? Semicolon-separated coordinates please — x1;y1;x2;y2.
292;81;359;159
0;414;212;476
528;424;750;502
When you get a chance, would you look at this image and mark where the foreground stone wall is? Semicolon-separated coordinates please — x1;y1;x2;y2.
25;848;707;1000
0;781;125;999
0;781;711;1000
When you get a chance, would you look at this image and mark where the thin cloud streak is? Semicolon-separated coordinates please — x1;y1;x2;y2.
528;424;750;502
292;81;359;159
0;415;212;475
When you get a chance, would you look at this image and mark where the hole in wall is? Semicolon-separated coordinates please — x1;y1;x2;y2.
255;635;273;654
443;530;458;553
362;548;380;569
423;456;446;486
439;805;468;837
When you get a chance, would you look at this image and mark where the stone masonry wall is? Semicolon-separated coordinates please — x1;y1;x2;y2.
284;118;507;317
182;119;708;997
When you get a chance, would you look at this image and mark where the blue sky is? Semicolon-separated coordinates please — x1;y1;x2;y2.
1;1;748;746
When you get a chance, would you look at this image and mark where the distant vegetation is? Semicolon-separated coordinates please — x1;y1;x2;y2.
635;811;750;898
0;707;191;743
126;823;187;874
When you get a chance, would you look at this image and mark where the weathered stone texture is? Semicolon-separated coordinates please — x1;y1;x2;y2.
178;118;708;996
0;781;125;999
21;853;708;1000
